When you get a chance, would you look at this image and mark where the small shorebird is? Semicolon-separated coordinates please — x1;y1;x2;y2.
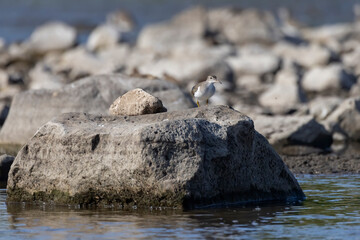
191;75;222;107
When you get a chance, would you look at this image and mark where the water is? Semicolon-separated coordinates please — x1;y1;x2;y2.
1;175;359;239
0;0;359;42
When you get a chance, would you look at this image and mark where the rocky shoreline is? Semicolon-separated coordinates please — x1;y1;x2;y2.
0;5;360;207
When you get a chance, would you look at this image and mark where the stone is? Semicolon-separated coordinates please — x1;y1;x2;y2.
136;55;234;89
86;24;120;52
7;106;305;209
28;62;66;90
308;96;342;121
106;10;136;32
0;74;195;145
226;50;280;76
0;154;14;182
137;6;207;54
258;70;303;114
302;64;356;92
302;23;354;44
109;88;167;116
51;47;117;81
324;97;360;141
208;8;281;45
0;69;8;90
27;21;76;54
253;115;333;153
273;42;331;68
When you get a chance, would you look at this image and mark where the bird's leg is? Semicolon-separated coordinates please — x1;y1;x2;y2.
196;101;200;107
206;99;209;105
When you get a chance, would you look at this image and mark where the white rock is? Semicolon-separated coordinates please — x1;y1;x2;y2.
86;24;120;52
258;70;301;113
28;63;65;90
302;23;353;43
308;96;343;121
226;51;280;75
28;21;76;54
302;64;356;92
273;42;331;68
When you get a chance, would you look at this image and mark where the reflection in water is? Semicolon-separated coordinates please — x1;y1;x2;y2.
1;175;360;239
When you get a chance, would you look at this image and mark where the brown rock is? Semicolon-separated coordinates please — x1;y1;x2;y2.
109;88;167;116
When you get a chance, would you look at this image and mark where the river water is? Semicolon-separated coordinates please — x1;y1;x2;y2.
1;175;359;239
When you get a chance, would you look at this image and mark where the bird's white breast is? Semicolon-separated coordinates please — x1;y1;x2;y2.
194;83;215;101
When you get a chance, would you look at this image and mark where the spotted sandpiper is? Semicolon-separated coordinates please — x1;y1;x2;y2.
191;75;222;107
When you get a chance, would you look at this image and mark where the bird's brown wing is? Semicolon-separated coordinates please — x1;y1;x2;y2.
191;84;199;96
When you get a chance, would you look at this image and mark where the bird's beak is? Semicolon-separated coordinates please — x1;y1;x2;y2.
218;79;222;84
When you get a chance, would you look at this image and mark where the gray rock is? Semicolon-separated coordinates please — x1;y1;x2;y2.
208;8;281;45
302;64;356;92
0;154;14;182
27;21;76;54
137;6;207;54
0;74;195;145
7;106;305;209
253;115;332;153
109;88;167;116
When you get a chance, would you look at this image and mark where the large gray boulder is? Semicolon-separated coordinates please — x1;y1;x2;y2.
0;74;195;145
7;106;305;209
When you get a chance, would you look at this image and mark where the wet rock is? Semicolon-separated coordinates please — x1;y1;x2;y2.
324;97;360;141
86;24;120;52
273;42;331;68
302;64;356;93
253;115;333;153
258;70;303;114
308;96;342;121
0;154;14;182
109;88;167;116
137;6;207;54
0;74;195;145
208;8;281;45
27;21;76;54
7;106;305;209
